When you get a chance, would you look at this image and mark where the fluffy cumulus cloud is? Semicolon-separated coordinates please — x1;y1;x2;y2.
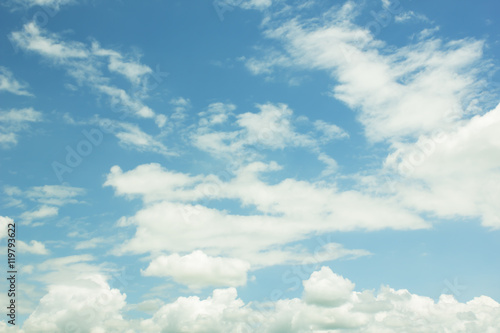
22;274;128;333
139;287;250;332
142;250;251;288
14;266;497;332
303;266;355;307
384;103;500;227
104;161;424;266
139;267;500;333
3;1;500;331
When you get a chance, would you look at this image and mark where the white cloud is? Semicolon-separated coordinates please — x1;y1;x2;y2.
0;133;17;146
395;10;431;23
0;321;21;332
74;237;107;250
115;124;169;155
96;85;155;119
20;205;58;224
214;0;273;14
0;108;43;148
10;23;160;123
303;266;355;307
317;152;339;176
246;4;487;142
9;266;500;332
25;185;85;206
236;1;500;232
245;51;292;75
170;96;190;107
169;97;191;120
384;103;500;227
105;162;424;265
21;265;35;274
22;274;128;333
140;287;249;332
236;103;313;149
107;56;152;85
130;299;164;314
155;114;167;128
0;216;14;240
240;0;272;10
142;250;251;288
192;102;341;164
4;185;85;224
33;255;119;287
0;67;33;96
12;0;75;10
18;240;49;255
104;163;207;202
0;108;42;123
138;267;500;332
313;120;349;142
11;22;88;59
198;102;236;126
4;185;22;196
92;117;174;156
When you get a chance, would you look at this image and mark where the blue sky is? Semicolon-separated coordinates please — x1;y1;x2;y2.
1;0;500;331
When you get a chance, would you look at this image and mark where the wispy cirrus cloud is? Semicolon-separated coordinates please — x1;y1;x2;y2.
8;0;75;10
4;185;86;225
10;22;165;126
90;117;175;156
0;107;42;148
20;205;59;224
0;66;33;96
